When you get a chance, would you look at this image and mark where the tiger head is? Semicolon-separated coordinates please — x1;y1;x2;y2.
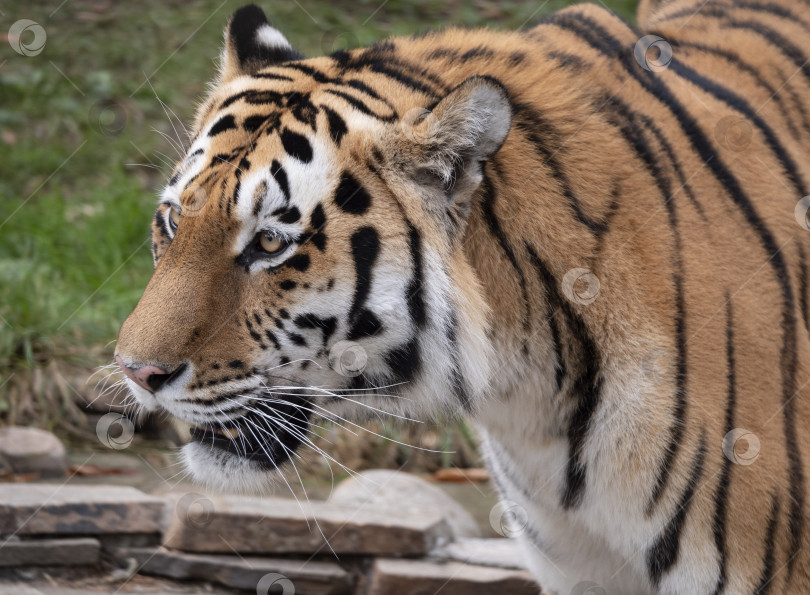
115;4;511;491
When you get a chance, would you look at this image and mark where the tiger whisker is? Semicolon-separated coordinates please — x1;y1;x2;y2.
235;399;363;484
144;75;188;154
240;415;331;547
256;387;422;424
152;128;187;160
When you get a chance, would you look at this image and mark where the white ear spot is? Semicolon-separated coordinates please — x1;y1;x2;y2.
255;24;292;49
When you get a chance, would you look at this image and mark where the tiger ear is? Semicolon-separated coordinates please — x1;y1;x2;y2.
219;4;302;83
399;76;512;198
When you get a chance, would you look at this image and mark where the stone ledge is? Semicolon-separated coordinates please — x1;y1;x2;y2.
119;547;353;595
367;558;541;595
431;537;528;569
163;493;452;556
0;484;166;536
0;537;100;566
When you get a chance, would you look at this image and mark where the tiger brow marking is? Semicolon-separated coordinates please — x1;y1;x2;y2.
323;88;397;122
545;15;805;573
331;48;445;97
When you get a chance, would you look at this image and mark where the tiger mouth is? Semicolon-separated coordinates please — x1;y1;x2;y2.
188;396;310;470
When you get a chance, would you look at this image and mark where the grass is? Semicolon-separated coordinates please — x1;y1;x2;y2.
1;0;637;447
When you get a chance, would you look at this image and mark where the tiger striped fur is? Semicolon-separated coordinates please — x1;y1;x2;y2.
115;1;810;592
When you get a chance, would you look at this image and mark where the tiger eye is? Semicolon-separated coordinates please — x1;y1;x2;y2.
259;234;284;254
169;206;181;228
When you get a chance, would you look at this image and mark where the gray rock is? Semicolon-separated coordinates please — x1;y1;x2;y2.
328;470;481;539
367;558;541;595
119;547;353;594
0;427;67;477
0;484;166;536
0;537;99;566
163;493;452;556
432;537;528;569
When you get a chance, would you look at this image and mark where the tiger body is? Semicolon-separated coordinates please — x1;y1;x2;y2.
115;1;810;593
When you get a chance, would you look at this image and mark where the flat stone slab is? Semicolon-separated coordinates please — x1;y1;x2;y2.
367;558;541;595
120;547;353;595
432;537;528;569
328;470;480;539
0;484;166;536
163;493;452;556
0;537;100;566
0;427;67;477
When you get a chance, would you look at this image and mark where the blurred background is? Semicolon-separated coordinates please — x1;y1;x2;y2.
0;0;637;506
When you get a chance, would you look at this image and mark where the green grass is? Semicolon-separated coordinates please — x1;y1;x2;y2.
1;0;637;427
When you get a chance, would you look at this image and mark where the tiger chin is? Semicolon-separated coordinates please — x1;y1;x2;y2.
116;1;810;593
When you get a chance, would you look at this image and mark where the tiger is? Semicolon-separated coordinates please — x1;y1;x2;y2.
114;0;810;592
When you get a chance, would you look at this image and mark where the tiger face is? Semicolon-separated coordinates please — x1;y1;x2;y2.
115;4;509;490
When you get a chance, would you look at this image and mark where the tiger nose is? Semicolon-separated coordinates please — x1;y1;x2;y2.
116;354;175;393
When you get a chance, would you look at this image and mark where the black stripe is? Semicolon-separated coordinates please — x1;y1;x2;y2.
672;41;804;138
323;89;396;121
405;223;427;329
347;308;383;340
799;244;810;336
755;494;781;594
321;105;348;146
384;337;421;383
512;102;607;234
480;172;531;334
243;114;270;134
666;58;806;197
276;206;301;224
722;19;810;86
711;296;737;595
649;1;726;23
602;95;689;514
270;160;290;202
252;181;267;216
526;245;602;509
277;62;333;84
252;72;294;82
294;314;337;346
735;1;810;30
646;432;708;586
547;302;566;393
545;17;804;557
333;50;443;97
335;172;371;215
636;109;706;221
208;115;237;137
280;127;313;163
345;78;384;101
447;313;471;412
348;227;380;321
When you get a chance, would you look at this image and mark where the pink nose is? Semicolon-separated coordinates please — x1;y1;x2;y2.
116;355;171;393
